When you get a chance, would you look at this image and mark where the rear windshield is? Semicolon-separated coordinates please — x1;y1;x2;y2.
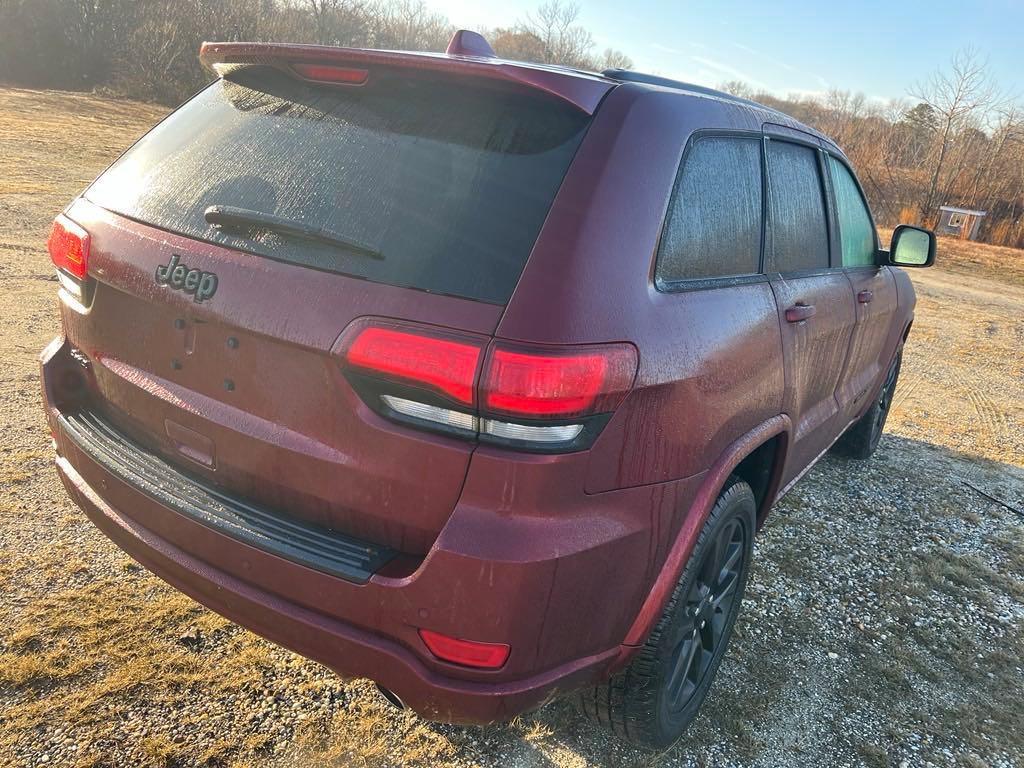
85;67;591;304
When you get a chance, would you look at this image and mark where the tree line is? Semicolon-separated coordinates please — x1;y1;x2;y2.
1;1;1020;247
722;49;1024;248
0;0;630;104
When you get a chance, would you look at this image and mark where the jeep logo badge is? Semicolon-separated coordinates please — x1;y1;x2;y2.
155;254;218;303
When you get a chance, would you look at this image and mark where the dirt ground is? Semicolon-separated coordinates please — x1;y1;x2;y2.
1;87;1022;768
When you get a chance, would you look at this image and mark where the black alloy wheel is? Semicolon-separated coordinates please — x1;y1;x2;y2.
664;515;746;714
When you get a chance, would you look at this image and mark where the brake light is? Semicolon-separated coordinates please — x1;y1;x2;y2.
481;345;636;418
291;63;368;85
339;320;637;451
343;324;483;405
418;629;510;669
48;215;90;280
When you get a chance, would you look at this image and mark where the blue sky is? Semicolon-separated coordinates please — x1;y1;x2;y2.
431;0;1020;102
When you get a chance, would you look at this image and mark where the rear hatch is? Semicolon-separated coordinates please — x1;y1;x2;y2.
63;52;600;555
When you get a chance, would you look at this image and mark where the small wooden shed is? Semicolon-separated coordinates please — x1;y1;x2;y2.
937;205;986;240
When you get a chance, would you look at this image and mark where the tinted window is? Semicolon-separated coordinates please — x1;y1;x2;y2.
85;68;590;304
828;156;877;267
657;137;762;283
765;141;829;272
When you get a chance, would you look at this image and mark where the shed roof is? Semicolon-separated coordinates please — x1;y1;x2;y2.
939;205;987;216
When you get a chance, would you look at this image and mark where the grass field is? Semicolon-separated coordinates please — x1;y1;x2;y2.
1;87;1022;768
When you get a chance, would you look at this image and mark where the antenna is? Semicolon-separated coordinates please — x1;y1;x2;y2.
446;30;496;58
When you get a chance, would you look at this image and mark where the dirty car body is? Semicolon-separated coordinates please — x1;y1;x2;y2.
40;32;933;743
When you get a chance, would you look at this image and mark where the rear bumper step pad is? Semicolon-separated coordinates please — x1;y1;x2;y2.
58;408;396;583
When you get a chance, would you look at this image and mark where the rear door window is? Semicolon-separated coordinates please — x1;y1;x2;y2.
827;156;877;267
85;67;591;304
765;140;830;273
656;136;763;284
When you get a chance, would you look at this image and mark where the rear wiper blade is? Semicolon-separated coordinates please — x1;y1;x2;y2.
204;205;383;261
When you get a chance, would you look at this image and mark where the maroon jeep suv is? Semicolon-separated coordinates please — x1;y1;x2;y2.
40;31;935;748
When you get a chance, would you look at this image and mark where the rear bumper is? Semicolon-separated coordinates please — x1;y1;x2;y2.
40;337;667;723
55;454;615;722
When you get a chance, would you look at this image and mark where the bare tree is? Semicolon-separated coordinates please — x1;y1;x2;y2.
521;1;593;68
366;0;451;51
910;48;1000;218
490;28;547;63
596;48;632;71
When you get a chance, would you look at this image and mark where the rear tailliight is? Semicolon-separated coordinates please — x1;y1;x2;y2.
339;318;636;453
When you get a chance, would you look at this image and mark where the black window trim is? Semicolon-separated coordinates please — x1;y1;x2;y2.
822;151;884;272
761;133;837;279
653;128;768;294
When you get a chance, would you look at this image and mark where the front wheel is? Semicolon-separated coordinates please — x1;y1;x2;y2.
833;348;902;460
578;477;756;749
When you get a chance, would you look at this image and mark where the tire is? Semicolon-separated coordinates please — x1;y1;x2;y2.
832;348;902;460
578;476;756;750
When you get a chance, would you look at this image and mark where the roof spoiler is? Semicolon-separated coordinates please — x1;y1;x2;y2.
199;33;612;115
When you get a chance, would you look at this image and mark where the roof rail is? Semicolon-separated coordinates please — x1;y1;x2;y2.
601;68;775;112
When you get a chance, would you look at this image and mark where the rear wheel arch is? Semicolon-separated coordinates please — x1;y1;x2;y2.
618;415;791;651
732;432;788;528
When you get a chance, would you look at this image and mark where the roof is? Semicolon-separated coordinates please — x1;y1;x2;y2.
199;31;833;145
600;68;834;147
940;205;987;216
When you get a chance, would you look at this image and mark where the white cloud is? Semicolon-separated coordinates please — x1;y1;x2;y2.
731;41;798;73
690;55;773;91
650;42;684;55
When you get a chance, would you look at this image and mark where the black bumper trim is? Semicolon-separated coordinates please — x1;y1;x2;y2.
58;408;396;583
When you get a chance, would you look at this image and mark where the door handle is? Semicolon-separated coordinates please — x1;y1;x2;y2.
857;290;874;304
785;303;816;323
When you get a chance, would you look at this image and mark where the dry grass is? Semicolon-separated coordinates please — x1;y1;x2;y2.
0;550;285;766
0;86;1022;768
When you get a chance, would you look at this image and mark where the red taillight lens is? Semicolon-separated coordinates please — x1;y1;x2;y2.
418;628;510;669
339;319;637;450
48;215;90;280
343;324;483;405
291;63;368;85
482;344;637;418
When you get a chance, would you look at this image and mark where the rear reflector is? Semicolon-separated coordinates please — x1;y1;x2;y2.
343;324;483;405
291;63;368;85
418;628;510;669
48;215;90;280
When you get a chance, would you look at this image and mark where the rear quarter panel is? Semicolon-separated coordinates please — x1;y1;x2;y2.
497;85;785;494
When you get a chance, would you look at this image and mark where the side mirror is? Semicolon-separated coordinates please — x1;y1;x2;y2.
888;225;935;268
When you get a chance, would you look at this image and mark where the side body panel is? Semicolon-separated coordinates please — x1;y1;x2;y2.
769;271;856;486
497;85;785;491
838;265;899;421
491;85;786;653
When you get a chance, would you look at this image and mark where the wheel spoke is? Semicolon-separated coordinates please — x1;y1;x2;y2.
712;569;738;608
720;541;742;574
703;521;734;583
699;538;723;584
668;630;700;710
665;512;750;714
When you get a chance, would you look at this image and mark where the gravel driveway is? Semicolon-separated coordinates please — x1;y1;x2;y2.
1;87;1022;768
